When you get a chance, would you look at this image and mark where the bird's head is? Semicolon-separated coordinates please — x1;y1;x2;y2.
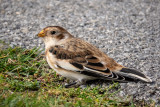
37;26;73;48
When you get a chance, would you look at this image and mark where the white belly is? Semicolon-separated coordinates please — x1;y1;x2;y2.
54;68;95;81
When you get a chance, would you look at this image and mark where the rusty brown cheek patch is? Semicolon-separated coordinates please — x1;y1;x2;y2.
56;34;65;40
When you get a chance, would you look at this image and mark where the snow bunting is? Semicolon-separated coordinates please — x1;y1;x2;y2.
37;26;152;87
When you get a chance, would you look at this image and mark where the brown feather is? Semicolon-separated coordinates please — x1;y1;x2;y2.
86;55;100;63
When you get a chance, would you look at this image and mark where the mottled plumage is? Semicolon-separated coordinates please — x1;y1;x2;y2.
37;26;152;87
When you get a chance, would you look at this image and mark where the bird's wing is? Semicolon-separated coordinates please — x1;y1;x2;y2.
48;44;122;80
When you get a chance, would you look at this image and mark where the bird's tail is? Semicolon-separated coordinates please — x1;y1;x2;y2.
115;68;152;83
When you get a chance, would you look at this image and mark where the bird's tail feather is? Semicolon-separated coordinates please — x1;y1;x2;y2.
115;68;152;83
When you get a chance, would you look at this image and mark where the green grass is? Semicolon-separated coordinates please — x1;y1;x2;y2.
0;47;155;107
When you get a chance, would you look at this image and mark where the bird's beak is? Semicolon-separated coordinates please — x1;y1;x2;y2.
37;30;45;37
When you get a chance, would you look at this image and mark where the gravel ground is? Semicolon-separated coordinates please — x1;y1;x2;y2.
0;0;160;105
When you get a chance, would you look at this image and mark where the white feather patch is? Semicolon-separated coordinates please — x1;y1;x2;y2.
54;64;58;68
57;60;80;71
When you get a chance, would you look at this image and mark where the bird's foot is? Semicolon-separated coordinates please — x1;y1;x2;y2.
64;80;86;88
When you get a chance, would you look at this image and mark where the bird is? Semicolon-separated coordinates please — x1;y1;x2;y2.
37;26;152;88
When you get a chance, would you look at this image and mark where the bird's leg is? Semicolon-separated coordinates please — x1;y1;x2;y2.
65;81;77;88
65;80;86;88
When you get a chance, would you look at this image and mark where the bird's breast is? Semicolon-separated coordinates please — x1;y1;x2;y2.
45;50;56;68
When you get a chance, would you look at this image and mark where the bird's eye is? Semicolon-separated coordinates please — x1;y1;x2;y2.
50;31;56;35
